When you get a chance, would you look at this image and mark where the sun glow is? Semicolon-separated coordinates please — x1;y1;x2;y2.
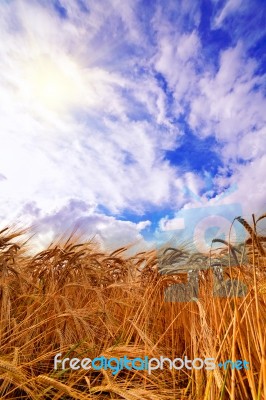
22;55;83;111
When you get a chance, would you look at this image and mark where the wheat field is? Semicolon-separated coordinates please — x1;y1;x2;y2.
0;214;266;399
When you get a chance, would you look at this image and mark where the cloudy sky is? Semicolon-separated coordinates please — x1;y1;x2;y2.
0;0;265;251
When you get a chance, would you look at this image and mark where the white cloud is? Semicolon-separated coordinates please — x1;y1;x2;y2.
217;155;266;217
0;173;7;181
0;0;186;249
20;198;152;252
159;216;185;231
0;0;265;251
156;34;266;242
154;30;201;115
189;43;265;141
213;0;243;28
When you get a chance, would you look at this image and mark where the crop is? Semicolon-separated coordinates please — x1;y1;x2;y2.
0;214;265;399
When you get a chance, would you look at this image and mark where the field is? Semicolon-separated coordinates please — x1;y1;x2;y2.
0;214;266;399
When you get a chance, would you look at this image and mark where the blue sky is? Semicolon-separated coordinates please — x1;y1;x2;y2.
0;0;265;251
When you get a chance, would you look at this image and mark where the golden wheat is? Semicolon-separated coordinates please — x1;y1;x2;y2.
0;214;265;399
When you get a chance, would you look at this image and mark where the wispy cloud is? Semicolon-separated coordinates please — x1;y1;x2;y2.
213;0;243;28
0;0;265;249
